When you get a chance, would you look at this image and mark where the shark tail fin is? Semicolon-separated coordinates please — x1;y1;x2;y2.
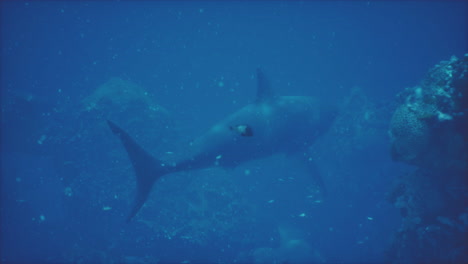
107;120;169;223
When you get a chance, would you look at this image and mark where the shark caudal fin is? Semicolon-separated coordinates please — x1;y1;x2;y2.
107;120;170;222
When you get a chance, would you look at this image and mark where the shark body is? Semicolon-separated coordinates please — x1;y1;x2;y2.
108;69;337;222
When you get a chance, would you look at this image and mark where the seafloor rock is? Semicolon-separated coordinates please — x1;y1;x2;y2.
137;167;257;246
252;226;325;264
387;55;468;264
82;77;167;113
61;77;178;224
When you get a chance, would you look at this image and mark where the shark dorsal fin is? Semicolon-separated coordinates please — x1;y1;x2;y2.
256;68;274;102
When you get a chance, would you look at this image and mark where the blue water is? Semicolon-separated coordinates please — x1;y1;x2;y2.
1;1;467;263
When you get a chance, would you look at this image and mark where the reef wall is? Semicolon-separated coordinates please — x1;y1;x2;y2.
387;54;468;263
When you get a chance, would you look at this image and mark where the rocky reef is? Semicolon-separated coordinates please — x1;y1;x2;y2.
387;54;468;263
390;55;468;169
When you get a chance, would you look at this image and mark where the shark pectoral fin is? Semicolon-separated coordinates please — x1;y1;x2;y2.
294;153;327;197
312;167;327;197
307;160;327;197
107;120;169;222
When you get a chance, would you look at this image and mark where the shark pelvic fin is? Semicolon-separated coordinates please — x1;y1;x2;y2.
255;68;274;102
107;120;169;222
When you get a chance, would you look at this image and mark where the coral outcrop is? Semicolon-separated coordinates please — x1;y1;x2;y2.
389;55;468;169
387;54;468;263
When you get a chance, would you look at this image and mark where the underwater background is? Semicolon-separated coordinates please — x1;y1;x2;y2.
1;1;467;263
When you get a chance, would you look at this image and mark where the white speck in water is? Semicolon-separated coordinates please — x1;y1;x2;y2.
64;187;73;197
37;135;47;145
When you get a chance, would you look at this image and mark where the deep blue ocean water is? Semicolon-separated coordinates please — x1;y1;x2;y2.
1;1;467;263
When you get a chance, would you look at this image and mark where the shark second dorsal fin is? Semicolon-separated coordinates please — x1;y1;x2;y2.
256;68;274;102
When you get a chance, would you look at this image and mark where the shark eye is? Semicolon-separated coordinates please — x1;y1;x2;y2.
229;124;253;137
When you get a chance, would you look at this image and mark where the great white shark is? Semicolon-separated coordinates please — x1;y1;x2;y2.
108;69;337;222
